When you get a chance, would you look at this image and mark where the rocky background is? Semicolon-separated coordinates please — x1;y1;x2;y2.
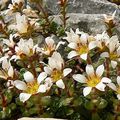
46;0;120;35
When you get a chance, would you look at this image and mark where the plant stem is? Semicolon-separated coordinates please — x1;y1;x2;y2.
105;58;110;78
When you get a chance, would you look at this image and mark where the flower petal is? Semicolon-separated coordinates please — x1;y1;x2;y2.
56;79;65;89
86;64;94;76
37;72;47;84
23;71;34;82
67;51;78;59
68;42;77;49
73;74;86;83
101;77;111;83
63;68;72;77
80;53;87;60
14;80;27;90
89;41;97;50
8;66;14;78
2;58;9;70
37;85;47;93
117;94;120;100
100;52;109;58
44;67;52;75
83;87;92;96
117;76;120;86
111;60;117;69
96;64;104;77
96;82;106;91
107;83;117;91
19;93;31;103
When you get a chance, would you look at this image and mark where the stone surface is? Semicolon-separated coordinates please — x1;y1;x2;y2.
18;118;66;120
45;0;119;15
52;13;117;34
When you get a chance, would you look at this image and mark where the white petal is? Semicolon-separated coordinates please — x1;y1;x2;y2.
73;74;86;83
80;33;88;44
63;68;72;77
49;58;58;70
56;79;65;89
2;58;9;70
45;37;54;46
117;76;120;86
23;71;34;82
88;41;97;50
111;60;117;69
96;82;106;91
44;67;52;75
83;87;92;96
96;64;104;77
117;94;120;100
37;85;47;93
101;77;111;83
67;51;78;59
100;52;109;58
28;38;33;48
19;93;31;103
86;64;94;76
8;66;14;78
80;53;87;60
49;52;64;70
14;80;27;90
107;83;117;91
37;72;47;84
68;42;77;49
44;77;53;89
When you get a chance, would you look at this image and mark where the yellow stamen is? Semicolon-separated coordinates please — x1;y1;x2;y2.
109;53;118;60
87;75;101;87
51;69;63;82
76;44;88;55
26;81;39;94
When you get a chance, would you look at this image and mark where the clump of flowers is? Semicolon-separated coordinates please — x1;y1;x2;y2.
0;0;120;120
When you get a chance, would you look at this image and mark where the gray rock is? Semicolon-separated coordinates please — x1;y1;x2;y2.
45;0;119;15
52;13;108;34
18;118;66;120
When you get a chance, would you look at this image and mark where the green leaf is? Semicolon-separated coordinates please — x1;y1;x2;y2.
98;99;108;109
59;97;73;107
92;113;101;120
84;100;94;110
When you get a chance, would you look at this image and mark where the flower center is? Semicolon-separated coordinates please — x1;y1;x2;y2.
87;75;101;87
51;69;63;82
117;87;120;94
43;44;55;54
76;44;88;55
109;53;118;60
26;81;39;94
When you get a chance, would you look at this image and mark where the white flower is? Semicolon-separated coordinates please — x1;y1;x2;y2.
95;32;110;50
63;29;80;43
44;52;72;89
65;29;97;60
108;76;120;100
103;10;116;23
11;38;40;60
73;64;111;96
3;34;19;48
23;5;38;18
0;58;14;80
40;37;65;55
12;0;24;4
16;13;28;34
100;35;120;68
14;71;51;102
8;0;24;12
